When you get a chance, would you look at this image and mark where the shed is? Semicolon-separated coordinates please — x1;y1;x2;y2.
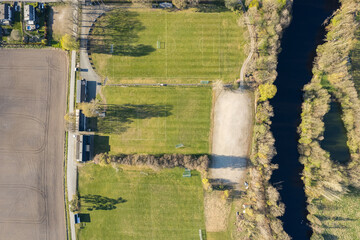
74;214;81;224
76;79;87;103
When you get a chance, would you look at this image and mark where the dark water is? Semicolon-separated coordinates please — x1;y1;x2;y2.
269;0;340;239
321;102;351;164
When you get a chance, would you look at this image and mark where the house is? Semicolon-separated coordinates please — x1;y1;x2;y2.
0;4;12;25
24;4;36;31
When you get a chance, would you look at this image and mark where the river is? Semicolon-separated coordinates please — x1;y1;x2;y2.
269;0;340;239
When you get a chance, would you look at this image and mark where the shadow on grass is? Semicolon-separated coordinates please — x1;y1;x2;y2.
78;213;91;223
322;233;339;240
94;135;110;154
82;194;127;211
98;104;173;134
89;9;155;56
194;4;230;13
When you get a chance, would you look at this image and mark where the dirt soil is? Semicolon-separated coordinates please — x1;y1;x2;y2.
52;5;72;40
210;88;254;188
0;49;68;240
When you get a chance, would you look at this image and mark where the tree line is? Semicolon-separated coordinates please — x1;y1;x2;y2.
231;1;293;239
298;0;360;238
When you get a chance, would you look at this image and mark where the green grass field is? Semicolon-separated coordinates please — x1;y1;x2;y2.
77;164;206;240
96;86;212;155
314;188;360;239
90;9;246;84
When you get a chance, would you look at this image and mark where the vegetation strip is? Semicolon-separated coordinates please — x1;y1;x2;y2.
298;0;360;238
231;1;293;239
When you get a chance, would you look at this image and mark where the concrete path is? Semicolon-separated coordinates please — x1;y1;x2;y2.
67;50;77;240
210;88;254;189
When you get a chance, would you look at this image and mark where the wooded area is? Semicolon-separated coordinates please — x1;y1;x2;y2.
298;0;360;238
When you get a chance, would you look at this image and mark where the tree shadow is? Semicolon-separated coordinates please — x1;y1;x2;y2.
78;213;91;222
82;194;126;211
94;135;110;154
89;9;155;56
322;233;339;240
98;103;173;134
194;4;230;13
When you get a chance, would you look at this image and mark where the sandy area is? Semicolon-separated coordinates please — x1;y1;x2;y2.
210;88;254;188
52;5;72;40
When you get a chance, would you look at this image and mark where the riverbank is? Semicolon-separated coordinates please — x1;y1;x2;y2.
298;0;360;238
233;1;293;239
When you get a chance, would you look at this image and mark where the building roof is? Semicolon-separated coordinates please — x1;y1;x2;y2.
0;4;11;21
76;79;87;103
24;5;35;22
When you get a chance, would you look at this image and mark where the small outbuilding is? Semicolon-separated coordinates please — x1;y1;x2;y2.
74;213;81;224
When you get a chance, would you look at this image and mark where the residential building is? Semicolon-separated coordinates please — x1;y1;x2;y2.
24;4;36;30
0;4;12;25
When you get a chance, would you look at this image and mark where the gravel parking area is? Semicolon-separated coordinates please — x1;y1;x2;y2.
210;88;254;188
0;49;68;240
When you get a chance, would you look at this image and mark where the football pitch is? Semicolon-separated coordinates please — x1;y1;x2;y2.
77;165;206;240
90;9;246;84
95;86;212;155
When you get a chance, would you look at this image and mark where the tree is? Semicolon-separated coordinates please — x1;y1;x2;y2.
258;83;277;101
60;34;79;51
188;0;199;6
69;194;81;212
225;0;240;11
173;0;187;9
78;99;101;118
131;0;152;7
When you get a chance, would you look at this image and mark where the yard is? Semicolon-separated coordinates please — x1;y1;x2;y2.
77;164;206;240
90;8;246;84
95;86;212;155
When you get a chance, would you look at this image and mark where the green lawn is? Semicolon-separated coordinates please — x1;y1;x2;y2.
77;164;206;240
90;9;246;84
96;86;212;155
314;188;360;239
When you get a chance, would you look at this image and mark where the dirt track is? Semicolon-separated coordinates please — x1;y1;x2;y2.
210;88;254;188
0;49;67;240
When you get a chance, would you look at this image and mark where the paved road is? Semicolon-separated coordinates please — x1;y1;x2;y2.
79;3;104;87
67;50;77;240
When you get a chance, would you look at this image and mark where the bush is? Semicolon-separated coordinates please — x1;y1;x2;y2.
69;194;81;212
173;0;187;9
258;83;277;101
60;34;79;51
94;153;210;172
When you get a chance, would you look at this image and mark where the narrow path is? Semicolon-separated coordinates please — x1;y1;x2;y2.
67;50;77;240
239;2;256;82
